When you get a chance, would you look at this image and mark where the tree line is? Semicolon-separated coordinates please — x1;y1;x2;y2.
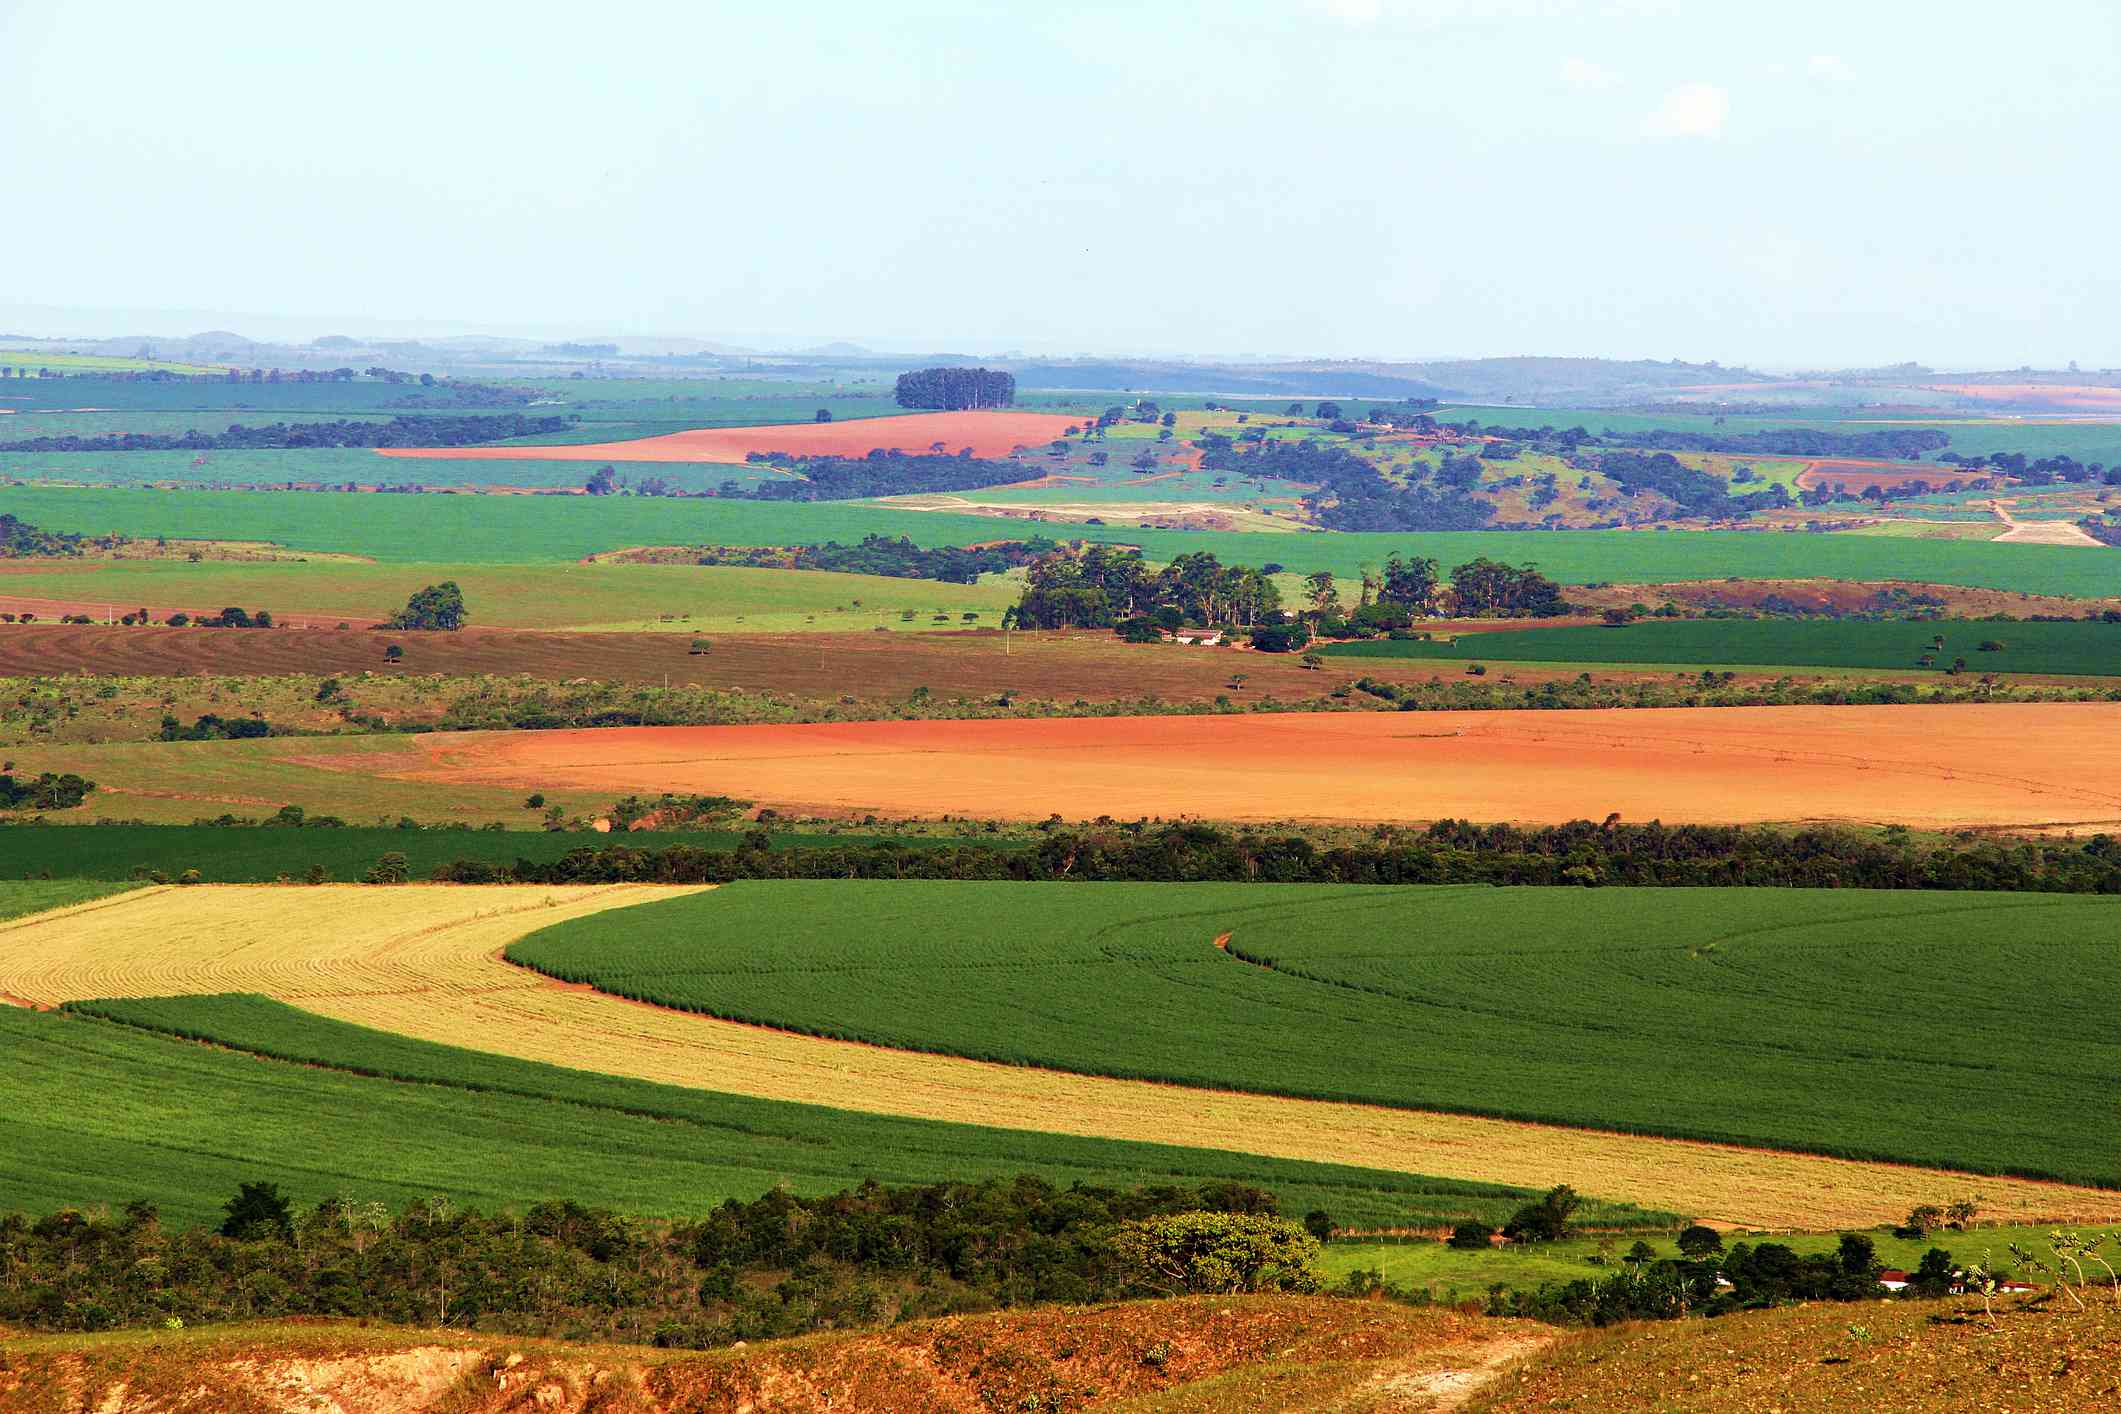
414;819;2121;894
0;413;576;453
690;534;1057;584
893;366;1016;410
723;450;1041;502
0;1176;1308;1342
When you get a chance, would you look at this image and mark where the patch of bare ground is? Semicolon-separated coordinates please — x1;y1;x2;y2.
1475;1295;2121;1413
0;1299;1543;1414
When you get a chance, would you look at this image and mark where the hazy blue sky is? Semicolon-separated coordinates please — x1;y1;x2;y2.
6;0;2115;366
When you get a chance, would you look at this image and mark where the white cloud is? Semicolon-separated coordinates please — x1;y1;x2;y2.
1807;54;1855;82
1559;56;1622;89
1641;82;1729;139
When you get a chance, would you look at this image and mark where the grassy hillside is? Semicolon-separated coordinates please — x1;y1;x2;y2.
508;881;2121;1185
8;485;2118;595
0;879;135;921
1323;618;2121;676
10;995;1617;1230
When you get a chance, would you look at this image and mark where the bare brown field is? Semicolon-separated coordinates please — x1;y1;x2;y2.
387;703;2121;831
1794;458;1983;492
373;411;1081;465
6;885;2114;1228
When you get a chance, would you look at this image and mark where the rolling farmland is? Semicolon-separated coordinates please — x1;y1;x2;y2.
1323;617;2121;677
1;883;2103;1227
7;485;2118;595
508;881;2121;1187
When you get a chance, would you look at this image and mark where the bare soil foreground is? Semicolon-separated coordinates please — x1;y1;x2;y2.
373;410;1081;465
8;886;2112;1228
396;703;2121;831
0;1299;1548;1414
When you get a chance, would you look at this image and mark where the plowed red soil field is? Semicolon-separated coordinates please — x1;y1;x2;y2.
390;703;2121;830
1794;459;1982;492
373;411;1081;465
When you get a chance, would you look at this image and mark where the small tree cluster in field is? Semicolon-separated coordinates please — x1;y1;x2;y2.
380;581;466;631
0;771;94;810
893;366;1015;410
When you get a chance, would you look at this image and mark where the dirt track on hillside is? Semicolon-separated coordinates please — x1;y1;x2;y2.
390;703;2121;831
373;411;1080;465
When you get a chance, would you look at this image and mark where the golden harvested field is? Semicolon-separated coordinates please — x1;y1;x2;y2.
6;885;2117;1230
394;703;2121;831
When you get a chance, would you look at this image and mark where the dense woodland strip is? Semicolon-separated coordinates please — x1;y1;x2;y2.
425;821;2121;894
892;366;1016;410
0;413;576;452
688;534;1055;583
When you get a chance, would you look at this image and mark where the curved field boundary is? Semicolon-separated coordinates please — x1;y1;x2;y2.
2;886;2116;1229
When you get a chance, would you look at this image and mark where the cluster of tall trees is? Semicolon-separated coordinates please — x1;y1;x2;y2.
428;819;2121;894
1199;437;1494;532
0;771;93;810
0;1177;1300;1341
1592;450;1789;517
691;534;1055;584
0;513;98;557
1311;555;1569;625
724;451;1040;502
0;414;575;454
1011;547;1282;630
893;367;1016;410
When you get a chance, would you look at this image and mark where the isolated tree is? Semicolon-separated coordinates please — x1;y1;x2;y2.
1447;1221;1493;1250
1315;401;1342;420
814;407;833;423
1303;569;1338;621
1110;1212;1319;1296
1302;1210;1335;1242
382;582;466;631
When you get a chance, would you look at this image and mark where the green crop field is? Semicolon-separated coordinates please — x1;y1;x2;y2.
0;824;1015;883
0;448;796;493
8;486;2118;596
508;881;2121;1186
0;879;135;921
0;559;1016;632
0;995;1623;1231
1321;619;2121;677
0;353;223;376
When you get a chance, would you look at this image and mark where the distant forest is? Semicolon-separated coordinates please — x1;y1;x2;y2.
692;534;1055;583
894;366;1016;410
0;413;576;453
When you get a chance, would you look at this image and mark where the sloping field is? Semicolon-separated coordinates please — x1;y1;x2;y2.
1795;458;1985;492
374;410;1080;465
2;885;2114;1227
0;560;1015;632
508;882;2121;1188
387;704;2121;831
1322;618;2121;676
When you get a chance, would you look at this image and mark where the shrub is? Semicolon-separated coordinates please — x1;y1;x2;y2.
1447;1221;1493;1250
1109;1212;1320;1296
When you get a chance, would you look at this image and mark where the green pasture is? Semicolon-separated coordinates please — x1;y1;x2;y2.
508;881;2121;1186
3;994;1609;1231
1321;619;2121;677
0;879;135;920
0;559;1015;631
0;448;794;492
8;486;2119;596
1319;1223;2075;1298
0;353;222;376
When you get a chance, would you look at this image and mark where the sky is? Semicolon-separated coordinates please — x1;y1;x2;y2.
4;0;2116;367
